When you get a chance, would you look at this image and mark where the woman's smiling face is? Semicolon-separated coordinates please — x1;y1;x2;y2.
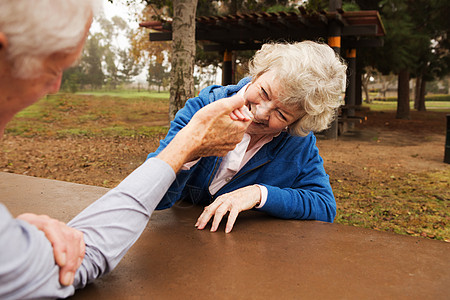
243;71;304;136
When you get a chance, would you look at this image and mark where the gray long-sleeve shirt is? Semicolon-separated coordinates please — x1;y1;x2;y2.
0;158;175;299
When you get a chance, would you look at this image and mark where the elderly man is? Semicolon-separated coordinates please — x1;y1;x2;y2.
0;0;252;298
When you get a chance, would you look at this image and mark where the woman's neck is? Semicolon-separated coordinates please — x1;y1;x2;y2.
248;133;277;149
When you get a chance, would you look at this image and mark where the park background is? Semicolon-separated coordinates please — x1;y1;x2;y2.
2;0;449;241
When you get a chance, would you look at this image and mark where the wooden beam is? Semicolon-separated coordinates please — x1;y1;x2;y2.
342;25;377;36
343;38;384;48
150;32;172;41
203;43;263;51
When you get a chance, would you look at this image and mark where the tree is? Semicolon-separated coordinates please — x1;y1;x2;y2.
407;0;450;111
168;0;198;121
358;0;450;118
83;33;105;89
148;58;170;92
119;50;142;84
62;14;143;91
361;0;418;119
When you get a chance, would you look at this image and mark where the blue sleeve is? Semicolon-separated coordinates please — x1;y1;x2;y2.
146;87;218;160
258;136;336;222
147;79;252;210
146;90;214;210
146;79;250;161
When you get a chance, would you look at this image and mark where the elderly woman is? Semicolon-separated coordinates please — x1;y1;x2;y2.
147;41;347;233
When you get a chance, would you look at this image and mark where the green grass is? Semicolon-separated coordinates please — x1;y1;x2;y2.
362;100;450;111
5;92;170;138
77;90;170;99
335;169;450;241
4;91;450;241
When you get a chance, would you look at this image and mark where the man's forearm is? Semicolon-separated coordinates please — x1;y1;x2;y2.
69;158;176;289
156;127;199;173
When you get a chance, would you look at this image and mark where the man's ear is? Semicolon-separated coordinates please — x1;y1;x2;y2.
0;32;8;50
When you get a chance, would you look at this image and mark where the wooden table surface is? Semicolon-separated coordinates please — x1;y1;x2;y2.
1;172;449;299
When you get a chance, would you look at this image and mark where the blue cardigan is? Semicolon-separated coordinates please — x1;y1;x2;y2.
147;77;336;222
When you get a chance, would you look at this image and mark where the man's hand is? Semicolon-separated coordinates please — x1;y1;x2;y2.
157;94;252;172
195;185;261;233
17;213;85;286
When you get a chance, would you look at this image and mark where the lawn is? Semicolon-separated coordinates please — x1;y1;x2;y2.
3;92;450;241
362;100;450;111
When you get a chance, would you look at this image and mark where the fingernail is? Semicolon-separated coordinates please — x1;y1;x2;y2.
62;272;74;286
242;107;253;119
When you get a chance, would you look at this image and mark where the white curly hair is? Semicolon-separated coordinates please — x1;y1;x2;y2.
0;0;102;79
248;41;347;136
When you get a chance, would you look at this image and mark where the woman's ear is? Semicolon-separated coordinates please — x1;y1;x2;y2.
0;32;8;51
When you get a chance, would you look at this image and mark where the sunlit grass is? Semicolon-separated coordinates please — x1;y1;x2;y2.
335;168;450;241
5;93;170;138
77;90;170;99
5;91;450;241
362;100;450;112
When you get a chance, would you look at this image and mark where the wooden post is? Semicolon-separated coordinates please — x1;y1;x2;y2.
355;67;362;106
445;115;450;164
222;49;233;86
345;48;356;123
324;0;342;139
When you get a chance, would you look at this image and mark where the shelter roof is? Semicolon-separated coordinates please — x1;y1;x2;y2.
140;9;385;51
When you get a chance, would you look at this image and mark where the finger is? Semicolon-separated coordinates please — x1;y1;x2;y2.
219;94;246;114
64;227;82;270
210;204;230;232
232;108;247;120
59;227;84;286
229;111;239;120
78;233;86;268
195;206;216;230
240;105;254;120
59;268;74;286
18;214;68;267
225;209;240;233
41;220;68;268
17;213;49;230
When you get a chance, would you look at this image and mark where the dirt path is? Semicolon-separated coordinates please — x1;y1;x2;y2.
2;109;449;240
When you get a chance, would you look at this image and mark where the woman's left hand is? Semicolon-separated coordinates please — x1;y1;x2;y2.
195;185;261;233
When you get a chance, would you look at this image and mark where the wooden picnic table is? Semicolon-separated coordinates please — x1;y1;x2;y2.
1;172;448;299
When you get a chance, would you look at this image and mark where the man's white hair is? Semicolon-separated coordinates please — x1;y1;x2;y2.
249;41;347;136
0;0;102;79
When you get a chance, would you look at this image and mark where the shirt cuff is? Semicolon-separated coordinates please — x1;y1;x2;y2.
254;184;268;209
181;158;201;170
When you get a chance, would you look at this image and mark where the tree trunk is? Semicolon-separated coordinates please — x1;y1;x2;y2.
417;77;426;111
355;69;362;106
362;78;370;103
414;76;421;109
396;69;411;119
169;0;197;121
